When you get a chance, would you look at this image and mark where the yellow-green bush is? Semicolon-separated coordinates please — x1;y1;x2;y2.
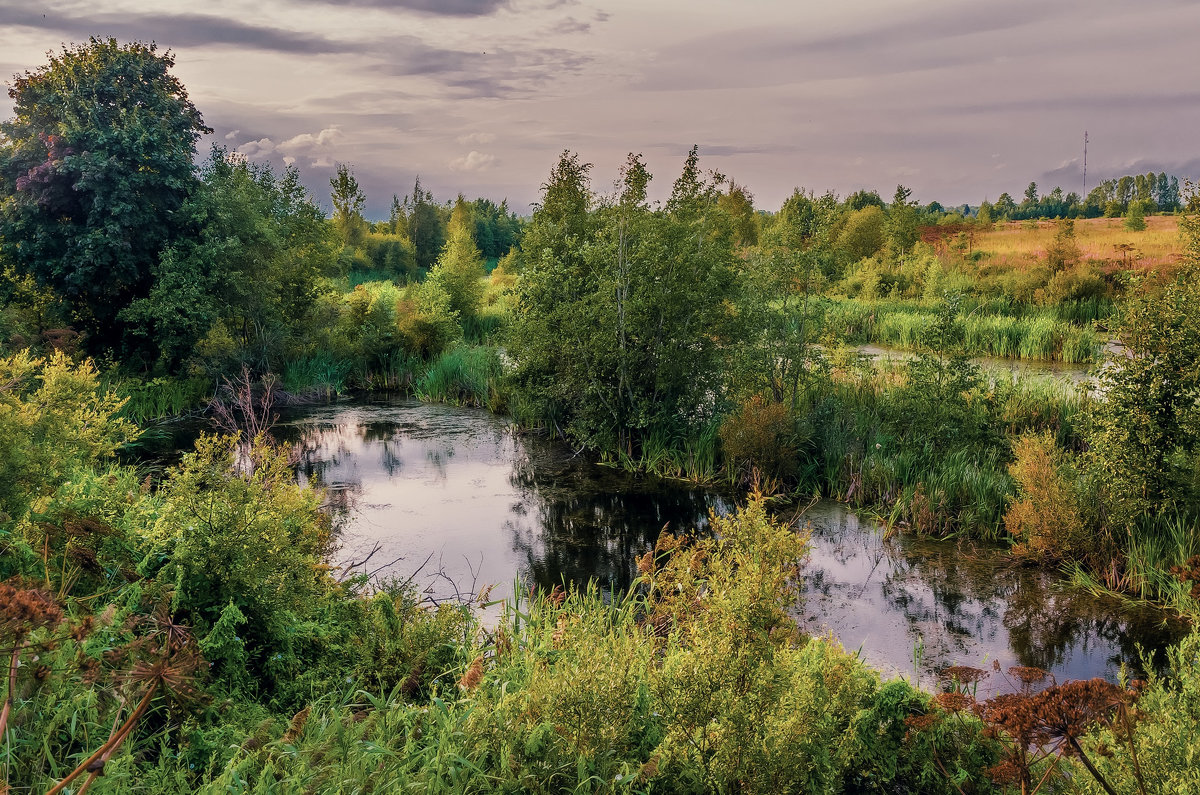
1004;432;1093;561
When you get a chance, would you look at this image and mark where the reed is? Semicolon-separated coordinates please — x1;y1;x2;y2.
823;298;1100;362
415;346;503;407
281;352;354;397
107;375;213;422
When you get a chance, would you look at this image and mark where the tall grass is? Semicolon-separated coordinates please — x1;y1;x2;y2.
1072;514;1200;617
281;352;354;397
783;364;1086;539
415;346;504;408
976;215;1181;271
823;298;1100;362
461;308;506;344
607;419;722;482
105;375;213;422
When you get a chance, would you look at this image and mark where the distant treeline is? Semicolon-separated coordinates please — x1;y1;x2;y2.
331;167;525;280
977;171;1183;222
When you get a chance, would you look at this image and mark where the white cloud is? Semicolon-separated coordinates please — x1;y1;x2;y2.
283;155;297;166
224;129;241;140
449;150;498;172
236;137;275;158
278;126;343;153
270;126;344;168
456;132;496;145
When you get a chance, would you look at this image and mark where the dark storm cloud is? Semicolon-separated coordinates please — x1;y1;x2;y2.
296;0;508;14
0;5;352;54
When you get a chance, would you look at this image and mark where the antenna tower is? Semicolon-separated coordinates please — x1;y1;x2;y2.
1082;131;1088;196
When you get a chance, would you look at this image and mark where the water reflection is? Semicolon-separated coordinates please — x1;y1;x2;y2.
146;396;1182;689
799;503;1184;692
505;443;719;593
272;399;719;605
856;344;1094;387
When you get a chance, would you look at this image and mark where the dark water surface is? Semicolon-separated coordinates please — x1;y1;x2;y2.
144;396;1184;689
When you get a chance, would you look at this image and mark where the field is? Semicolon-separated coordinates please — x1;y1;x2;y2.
968;215;1181;272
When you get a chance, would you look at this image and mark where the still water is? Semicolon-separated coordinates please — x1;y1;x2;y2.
152;396;1183;689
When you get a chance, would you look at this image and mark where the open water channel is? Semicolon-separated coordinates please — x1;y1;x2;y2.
147;396;1183;694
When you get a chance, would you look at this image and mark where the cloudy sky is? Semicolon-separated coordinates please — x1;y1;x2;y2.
2;0;1198;216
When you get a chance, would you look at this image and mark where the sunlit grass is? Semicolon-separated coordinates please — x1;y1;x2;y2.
973;216;1181;271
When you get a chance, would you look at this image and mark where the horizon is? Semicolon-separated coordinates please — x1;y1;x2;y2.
2;0;1198;217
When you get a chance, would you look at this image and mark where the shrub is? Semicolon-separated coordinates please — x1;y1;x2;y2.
0;351;138;523
1004;432;1092;561
719;394;798;490
151;434;334;694
396;280;462;358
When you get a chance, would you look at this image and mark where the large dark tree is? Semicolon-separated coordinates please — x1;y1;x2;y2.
0;38;210;355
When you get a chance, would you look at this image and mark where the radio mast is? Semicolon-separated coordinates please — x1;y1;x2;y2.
1082;131;1088;196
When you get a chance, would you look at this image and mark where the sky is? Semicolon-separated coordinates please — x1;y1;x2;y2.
2;0;1198;217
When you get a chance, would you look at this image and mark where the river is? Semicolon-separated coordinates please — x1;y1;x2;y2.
143;396;1183;693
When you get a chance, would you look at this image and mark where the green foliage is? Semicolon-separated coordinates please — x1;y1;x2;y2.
1046;218;1082;272
416;345;503;408
509;148;736;456
1087;257;1200;533
1123;199;1148;231
717;180;759;247
838;205;887;261
360;230;418;280
403;175;446;270
1065;632;1200;794
123;148;337;372
0;38;210;354
822;298;1100;362
196;496;999;794
470;197;525;259
886;184;920;258
0;351;138;523
330;163;367;247
153;434;334;693
429;196;487;320
396;280;463;359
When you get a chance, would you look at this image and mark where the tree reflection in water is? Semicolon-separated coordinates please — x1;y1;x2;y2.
504;437;719;595
153;397;1182;687
798;503;1184;692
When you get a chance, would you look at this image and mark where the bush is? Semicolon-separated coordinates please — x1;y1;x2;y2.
0;351;138;522
396;280;462;358
719;394;798;490
1004;432;1092;561
151;434;335;695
